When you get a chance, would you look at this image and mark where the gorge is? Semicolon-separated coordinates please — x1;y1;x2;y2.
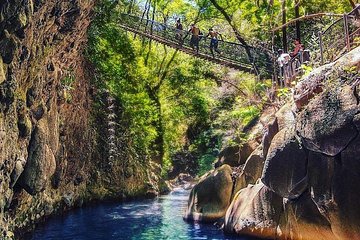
0;0;359;240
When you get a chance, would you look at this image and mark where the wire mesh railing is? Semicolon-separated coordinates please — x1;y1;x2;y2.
276;6;360;86
319;5;360;64
118;13;274;77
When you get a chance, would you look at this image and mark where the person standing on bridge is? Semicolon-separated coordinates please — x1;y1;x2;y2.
189;24;201;53
206;28;223;57
290;38;304;59
175;19;184;44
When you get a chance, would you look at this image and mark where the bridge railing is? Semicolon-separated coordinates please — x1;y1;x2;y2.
319;5;360;64
118;13;273;76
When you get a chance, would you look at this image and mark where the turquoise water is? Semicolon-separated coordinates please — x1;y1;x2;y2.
26;188;258;240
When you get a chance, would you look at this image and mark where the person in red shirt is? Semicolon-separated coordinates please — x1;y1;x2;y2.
290;38;304;58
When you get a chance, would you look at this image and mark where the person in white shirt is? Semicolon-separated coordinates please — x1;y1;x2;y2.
277;49;291;87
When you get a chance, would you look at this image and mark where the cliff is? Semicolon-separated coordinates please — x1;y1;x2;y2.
0;1;155;238
185;46;360;239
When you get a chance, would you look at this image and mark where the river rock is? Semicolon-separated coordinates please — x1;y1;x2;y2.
275;101;296;131
329;134;360;239
261;128;308;199
353;113;360;131
224;182;283;239
184;164;233;222
278;191;334;240
215;145;241;167
296;85;359;156
262;116;278;158
233;146;265;195
307;151;334;208
20;119;56;195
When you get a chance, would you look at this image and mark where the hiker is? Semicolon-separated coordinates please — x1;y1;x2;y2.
277;49;291;87
189;24;201;53
175;19;183;44
206;28;223;57
290;38;304;59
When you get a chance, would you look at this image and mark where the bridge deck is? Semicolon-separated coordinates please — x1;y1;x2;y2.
118;14;273;76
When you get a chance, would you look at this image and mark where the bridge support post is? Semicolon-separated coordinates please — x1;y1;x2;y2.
318;31;324;65
343;14;351;52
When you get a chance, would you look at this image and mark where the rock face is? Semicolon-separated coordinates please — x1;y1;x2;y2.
233;146;265;194
296;85;358;156
225;182;283;239
261;128;308;199
215;145;242;167
185;47;360;239
20;119;56;195
184;164;233;222
0;1;153;237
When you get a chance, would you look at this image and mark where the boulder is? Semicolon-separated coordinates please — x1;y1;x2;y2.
278;191;334;240
224;182;283;239
275;101;296;131
261;128;308;199
296;85;359;156
184;164;233;222
353;113;360;131
262;117;279;159
233;146;265;195
20;119;56;195
306;132;360;239
329;134;360;239
294;46;360;110
215;142;258;168
307;151;335;209
215;145;241;167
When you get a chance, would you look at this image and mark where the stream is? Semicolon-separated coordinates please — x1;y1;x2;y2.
26;188;259;240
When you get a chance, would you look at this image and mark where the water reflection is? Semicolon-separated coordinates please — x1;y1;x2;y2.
27;188;257;240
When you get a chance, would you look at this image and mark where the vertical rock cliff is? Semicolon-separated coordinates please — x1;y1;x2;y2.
0;1;153;238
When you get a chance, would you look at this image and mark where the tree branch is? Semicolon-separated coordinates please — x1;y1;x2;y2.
271;12;343;32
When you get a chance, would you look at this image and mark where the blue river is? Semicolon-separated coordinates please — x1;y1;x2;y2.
26;188;259;240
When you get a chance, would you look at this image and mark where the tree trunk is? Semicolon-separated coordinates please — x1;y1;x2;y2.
349;0;356;9
282;0;287;52
295;0;301;42
127;0;135;14
208;0;253;61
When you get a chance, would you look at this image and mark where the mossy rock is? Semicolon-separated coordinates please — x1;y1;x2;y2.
18;113;32;137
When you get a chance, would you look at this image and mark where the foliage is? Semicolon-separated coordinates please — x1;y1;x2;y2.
87;0;352;178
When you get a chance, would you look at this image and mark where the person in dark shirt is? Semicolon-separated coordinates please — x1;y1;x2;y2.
175;19;183;44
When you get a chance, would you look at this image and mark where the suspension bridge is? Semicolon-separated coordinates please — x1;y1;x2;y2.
118;13;273;76
118;6;360;79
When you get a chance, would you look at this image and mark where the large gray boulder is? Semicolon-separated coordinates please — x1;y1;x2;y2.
184;164;233;222
215;145;242;167
224;182;283;239
296;85;358;156
330;134;360;239
261;128;308;199
278;191;334;240
233;146;265;195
